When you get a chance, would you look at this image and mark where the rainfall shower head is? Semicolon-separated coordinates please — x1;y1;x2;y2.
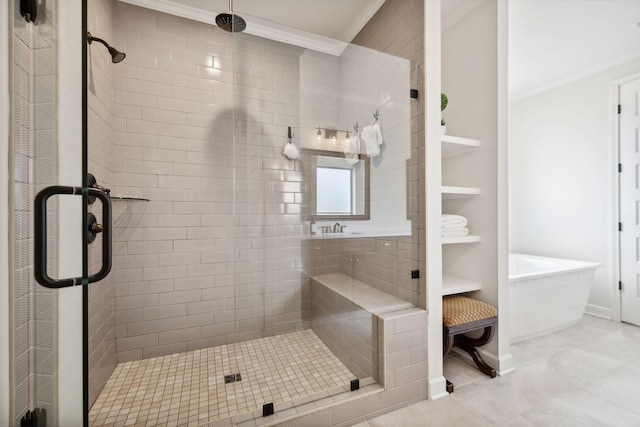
216;0;246;33
87;32;126;63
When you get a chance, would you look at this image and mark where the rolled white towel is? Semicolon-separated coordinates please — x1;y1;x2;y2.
442;228;469;237
441;214;467;228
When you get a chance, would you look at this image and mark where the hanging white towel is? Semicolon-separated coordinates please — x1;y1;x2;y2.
343;132;361;165
361;120;383;157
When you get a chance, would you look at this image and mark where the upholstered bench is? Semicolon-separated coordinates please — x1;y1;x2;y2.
443;295;497;392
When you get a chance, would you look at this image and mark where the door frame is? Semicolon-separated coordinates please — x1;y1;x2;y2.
1;0;11;425
612;72;640;324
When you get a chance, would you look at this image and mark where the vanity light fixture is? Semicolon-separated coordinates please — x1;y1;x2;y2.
315;127;361;147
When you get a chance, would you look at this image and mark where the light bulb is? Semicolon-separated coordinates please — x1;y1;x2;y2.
316;128;322;143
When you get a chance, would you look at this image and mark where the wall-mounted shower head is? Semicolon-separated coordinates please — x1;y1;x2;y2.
216;0;246;33
87;32;126;63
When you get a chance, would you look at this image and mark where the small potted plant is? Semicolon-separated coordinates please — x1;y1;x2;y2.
441;93;448;134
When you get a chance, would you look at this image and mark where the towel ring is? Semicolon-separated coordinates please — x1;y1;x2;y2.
373;110;379;121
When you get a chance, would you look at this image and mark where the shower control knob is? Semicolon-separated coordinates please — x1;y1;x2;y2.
87;173;112;205
87;213;103;243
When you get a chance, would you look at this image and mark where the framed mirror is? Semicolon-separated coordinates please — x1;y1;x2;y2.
303;149;370;220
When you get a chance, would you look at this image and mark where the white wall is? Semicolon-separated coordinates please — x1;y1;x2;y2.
510;58;640;318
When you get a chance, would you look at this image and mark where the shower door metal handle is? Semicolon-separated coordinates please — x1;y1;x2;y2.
34;186;113;288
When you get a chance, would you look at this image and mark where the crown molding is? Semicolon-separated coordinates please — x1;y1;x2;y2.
247;15;348;56
510;51;640;102
341;0;386;43
118;0;348;56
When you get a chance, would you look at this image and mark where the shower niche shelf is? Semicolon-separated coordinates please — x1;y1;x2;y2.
442;274;482;295
110;196;150;201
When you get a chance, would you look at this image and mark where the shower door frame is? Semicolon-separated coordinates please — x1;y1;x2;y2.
58;0;92;424
1;0;11;424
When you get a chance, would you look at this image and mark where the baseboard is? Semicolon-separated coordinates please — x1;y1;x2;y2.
585;304;612;319
427;375;449;400
481;349;515;376
452;348;515;377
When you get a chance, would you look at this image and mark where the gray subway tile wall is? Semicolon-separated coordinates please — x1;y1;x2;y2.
311;277;379;381
88;0;120;407
110;2;306;361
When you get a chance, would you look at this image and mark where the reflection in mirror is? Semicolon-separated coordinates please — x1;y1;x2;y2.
304;149;370;220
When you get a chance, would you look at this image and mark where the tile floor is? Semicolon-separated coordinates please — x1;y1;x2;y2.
89;329;355;426
352;315;640;426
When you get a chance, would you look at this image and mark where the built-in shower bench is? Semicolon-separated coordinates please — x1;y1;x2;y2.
310;273;427;389
311;273;414;315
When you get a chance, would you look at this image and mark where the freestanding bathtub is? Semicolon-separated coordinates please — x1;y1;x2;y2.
509;253;602;343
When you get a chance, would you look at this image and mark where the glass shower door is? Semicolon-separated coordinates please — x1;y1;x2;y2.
226;4;415;418
9;0;108;426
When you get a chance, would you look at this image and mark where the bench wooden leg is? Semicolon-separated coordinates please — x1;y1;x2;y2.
454;326;497;378
443;331;454;355
454;325;495;348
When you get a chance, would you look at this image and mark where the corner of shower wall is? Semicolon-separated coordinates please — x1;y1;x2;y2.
87;0;118;407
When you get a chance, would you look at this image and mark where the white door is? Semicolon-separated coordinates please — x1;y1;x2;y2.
620;77;640;326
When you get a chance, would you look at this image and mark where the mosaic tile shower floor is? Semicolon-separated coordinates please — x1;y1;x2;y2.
89;330;355;427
